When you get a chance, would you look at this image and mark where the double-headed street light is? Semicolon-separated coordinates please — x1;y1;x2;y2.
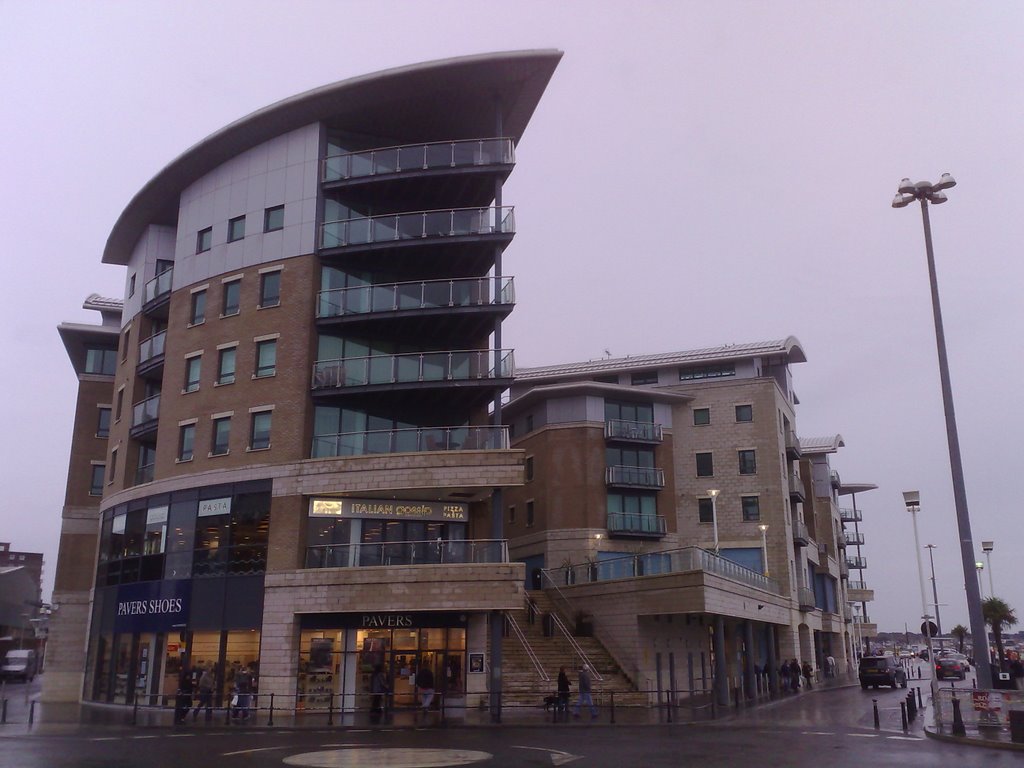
893;174;991;690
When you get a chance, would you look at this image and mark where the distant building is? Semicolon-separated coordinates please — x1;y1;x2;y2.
0;543;44;605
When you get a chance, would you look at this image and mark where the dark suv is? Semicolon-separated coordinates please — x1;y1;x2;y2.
859;656;908;689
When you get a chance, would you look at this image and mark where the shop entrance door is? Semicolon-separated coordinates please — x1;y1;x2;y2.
389;650;445;709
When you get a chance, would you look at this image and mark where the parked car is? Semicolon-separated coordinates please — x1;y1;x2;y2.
859;655;908;689
0;649;37;682
936;653;968;681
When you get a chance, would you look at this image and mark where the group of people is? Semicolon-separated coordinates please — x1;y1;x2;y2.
778;659;815;692
173;661;258;724
555;663;598;720
369;662;437;722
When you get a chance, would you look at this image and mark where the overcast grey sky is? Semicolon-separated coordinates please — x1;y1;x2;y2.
2;0;1021;634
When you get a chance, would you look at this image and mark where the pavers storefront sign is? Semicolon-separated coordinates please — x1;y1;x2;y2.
114;580;191;633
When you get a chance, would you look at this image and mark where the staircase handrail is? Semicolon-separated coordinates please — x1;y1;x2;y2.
530;581;604;682
507;612;550;683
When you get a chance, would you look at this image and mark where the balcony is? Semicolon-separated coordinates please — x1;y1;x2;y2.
830;469;842;488
839;507;862;523
839;559;849;579
305;538;508;569
847;582;875;603
312;425;509;458
854;619;878;637
606;512;667;539
844;531;865;546
323;137;514;188
604;419;664;444
605;465;666;489
846;555;867;570
317;276;513;338
311;349;513;395
134;462;155;485
142;268;173;317
792;519;809;547
785;430;802;459
320;206;514;253
130;393;160;439
836;532;847;550
137;330;167;378
788;472;805;502
798;586;817;612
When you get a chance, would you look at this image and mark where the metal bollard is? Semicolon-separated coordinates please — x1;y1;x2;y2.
916;687;923;708
872;699;879;729
1;698;6;724
28;700;35;726
610;691;615;724
328;693;334;726
951;696;966;737
132;699;139;726
666;691;672;723
268;693;274;727
900;701;907;731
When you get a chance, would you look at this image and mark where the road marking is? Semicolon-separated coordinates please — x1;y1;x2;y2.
885;736;921;741
282;748;491;767
167;734;194;738
848;733;878;738
801;731;835;736
91;737;121;741
511;745;584;765
223;746;290;756
131;735;160;739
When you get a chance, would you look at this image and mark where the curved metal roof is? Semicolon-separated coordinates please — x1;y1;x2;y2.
103;49;563;265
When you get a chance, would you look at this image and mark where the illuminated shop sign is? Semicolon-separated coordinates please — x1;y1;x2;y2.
114;580;191;633
198;497;232;517
310;498;468;522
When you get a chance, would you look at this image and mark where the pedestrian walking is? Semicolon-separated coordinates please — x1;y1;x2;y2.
788;659;801;691
416;664;435;712
779;662;790;692
572;664;598;719
192;665;215;721
557;666;571;718
370;663;389;721
801;661;813;690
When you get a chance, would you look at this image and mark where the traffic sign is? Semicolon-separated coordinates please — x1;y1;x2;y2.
921;620;939;637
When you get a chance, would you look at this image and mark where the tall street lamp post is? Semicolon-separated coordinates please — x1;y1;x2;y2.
982;541;995;596
758;524;769;577
893;175;991;689
975;561;985;598
903;491;935;673
708;489;720;555
924;544;942;636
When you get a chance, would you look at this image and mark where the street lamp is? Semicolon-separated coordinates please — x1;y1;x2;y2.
903;491;935;669
758;523;769;577
975;561;985;597
924;544;942;636
893;175;991;690
708;489;720;555
982;541;995;596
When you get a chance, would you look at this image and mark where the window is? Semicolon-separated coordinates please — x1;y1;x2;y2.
264;205;284;232
525;456;534;481
178;424;195;462
741;496;760;521
121;329;130;362
227;215;246;242
89;465;105;496
259;271;281;308
222;280;241;317
211;416;231;456
605;400;654;424
735;404;753;422
217;347;236;385
693;408;710;426
190;289;206;325
526;500;535;527
128;274;136;298
196;227;212;253
115;389;124;422
184;355;202;393
255;339;276;378
679;363;735;381
696;452;714;477
508;505;516;524
97;407;111;438
85;348;117;375
631;371;658;386
108;448;118;482
250;411;272;450
738;449;757;475
698;497;715;523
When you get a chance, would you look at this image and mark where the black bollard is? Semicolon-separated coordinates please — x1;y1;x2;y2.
28;700;35;726
1;698;6;724
900;701;907;731
951;696;966;737
268;693;274;728
328;693;334;726
916;687;922;708
610;691;615;724
872;699;879;729
132;698;139;726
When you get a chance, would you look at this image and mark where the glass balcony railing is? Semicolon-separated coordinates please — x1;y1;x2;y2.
605;465;665;488
305;538;508;569
131;393;160;427
144;268;173;304
312;426;509;458
317;277;514;319
323;137;514;182
604;420;663;442
312;349;513;390
846;555;867;569
320;206;514;249
134;463;155;485
606;513;667;536
839;507;862;523
792;519;809;544
798;586;817;611
844;531;865;546
138;330;167;365
788;472;805;496
848;580;869;591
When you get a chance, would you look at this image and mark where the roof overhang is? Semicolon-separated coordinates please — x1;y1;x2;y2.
57;322;119;374
103;49;563;265
838;483;878;496
505;381;693;417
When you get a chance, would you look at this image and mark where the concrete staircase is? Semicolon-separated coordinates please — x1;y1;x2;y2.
492;590;648;709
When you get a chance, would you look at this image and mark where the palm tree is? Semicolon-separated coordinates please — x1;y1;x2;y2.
951;624;969;654
982;597;1018;667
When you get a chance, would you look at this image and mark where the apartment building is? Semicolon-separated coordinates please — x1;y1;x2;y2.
46;51;562;712
503;339;872;701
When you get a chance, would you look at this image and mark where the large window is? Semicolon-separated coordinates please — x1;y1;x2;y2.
222;280;241;317
259;271;280;308
178;424;195;462
693;408;710;426
264;205;284;232
697;497;714;523
738;449;757;475
679;363;735;381
255;339;277;378
741;495;760;521
605;400;654;423
85;348;117;376
227;215;246;243
97;407;111;438
695;452;714;477
735;404;753;422
211;416;231;456
190;289;207;325
250;411;272;450
607;492;659;533
184;355;202;393
90;465;105;496
196;227;212;253
217;347;236;385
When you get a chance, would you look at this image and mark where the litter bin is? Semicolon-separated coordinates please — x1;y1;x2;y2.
1009;710;1024;744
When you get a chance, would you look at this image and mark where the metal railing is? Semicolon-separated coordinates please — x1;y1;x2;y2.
321;206;514;249
830;469;842;487
544;546;780;595
131;394;160;427
604;466;665;488
839;507;862;523
848;580;869;591
798;587;817;611
311;349;513;390
312;426;509;458
317;276;514;319
528;587;605;684
323;137;514;182
144;268;173;304
846;555;867;569
792;519;809;543
305;538;508;569
138;330;166;364
844;531;865;546
134;463;155;485
507;612;549;683
785;430;802;454
788;472;804;495
604;420;663;442
606;513;667;536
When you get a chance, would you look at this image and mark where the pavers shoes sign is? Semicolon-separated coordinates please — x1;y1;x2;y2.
114;580;191;632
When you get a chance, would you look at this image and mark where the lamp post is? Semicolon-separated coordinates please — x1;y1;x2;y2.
903;491;935;671
975;561;985;597
708;489;720;555
893;175;991;690
924;544;942;636
982;541;995;596
758;523;769;577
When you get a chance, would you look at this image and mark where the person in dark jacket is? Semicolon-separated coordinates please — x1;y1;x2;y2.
174;669;193;724
416;665;435;711
788;659;801;691
801;661;814;689
557;666;571;718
